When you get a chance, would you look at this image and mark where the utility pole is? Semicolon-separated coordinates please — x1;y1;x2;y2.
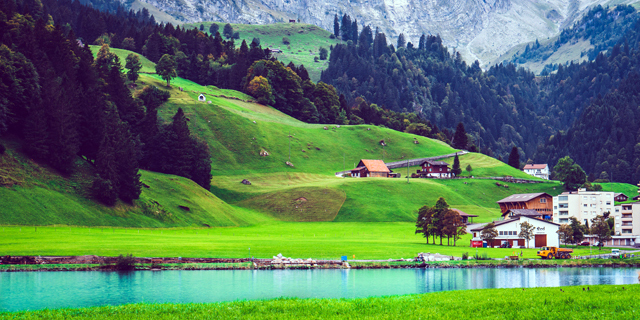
407;159;409;184
288;131;291;162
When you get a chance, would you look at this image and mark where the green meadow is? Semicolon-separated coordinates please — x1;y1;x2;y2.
88;45;157;73
2;285;637;319
0;224;615;260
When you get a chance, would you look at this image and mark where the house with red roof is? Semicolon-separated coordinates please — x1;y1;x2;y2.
523;164;549;180
350;159;392;178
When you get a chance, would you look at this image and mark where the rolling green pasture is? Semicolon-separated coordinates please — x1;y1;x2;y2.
0;139;270;228
3;285;637;319
0;224;615;260
182;22;342;82
88;45;156;73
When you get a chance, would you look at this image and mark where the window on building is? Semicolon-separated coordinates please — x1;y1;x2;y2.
583;204;588;207
540;198;546;203
591;197;596;201
559;196;568;201
560;218;569;223
606;194;611;198
606;202;611;205
559;203;568;208
499;231;503;235
622;229;632;234
583;196;588;200
559;211;568;216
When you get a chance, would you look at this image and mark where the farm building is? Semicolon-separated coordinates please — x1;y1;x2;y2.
615;193;629;202
350;160;391;178
501;208;547;221
497;193;553;218
523;164;549;180
469;216;560;248
418;160;454;178
451;208;477;224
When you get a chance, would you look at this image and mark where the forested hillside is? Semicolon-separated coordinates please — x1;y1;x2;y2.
506;5;640;74
320;10;640;184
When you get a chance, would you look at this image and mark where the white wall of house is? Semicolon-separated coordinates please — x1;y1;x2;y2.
613;203;640;236
553;190;615;226
472;217;559;248
523;165;549;180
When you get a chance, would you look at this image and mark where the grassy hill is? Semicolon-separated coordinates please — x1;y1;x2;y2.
88;45;157;74
0;138;271;228
182;22;341;82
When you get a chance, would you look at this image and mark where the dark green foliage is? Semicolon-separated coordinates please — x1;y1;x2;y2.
397;33;406;49
209;23;219;35
0;143;5;154
508;146;520;169
452;154;461;176
125;53;142;82
319;47;328;60
340;14;351;41
199;24;204;31
115;254;136;271
223;23;233;39
569;217;585;245
156;54;177;87
554;156;586;190
333;15;340;37
452;123;467;150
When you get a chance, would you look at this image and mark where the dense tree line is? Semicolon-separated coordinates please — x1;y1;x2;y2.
415;198;466;246
0;0;211;206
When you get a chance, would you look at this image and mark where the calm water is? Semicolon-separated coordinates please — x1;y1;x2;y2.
1;268;639;312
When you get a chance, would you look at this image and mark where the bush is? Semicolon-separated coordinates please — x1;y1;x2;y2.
329;34;336;39
115;254;136;271
314;56;319;62
474;252;491;260
282;37;290;45
319;47;328;60
462;252;469;260
0;143;5;155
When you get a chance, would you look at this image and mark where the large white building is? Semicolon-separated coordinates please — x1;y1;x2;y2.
523;164;549;180
552;189;615;225
470;216;560;248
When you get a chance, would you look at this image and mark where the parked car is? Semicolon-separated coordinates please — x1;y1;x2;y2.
579;241;590;246
500;242;512;248
611;248;621;258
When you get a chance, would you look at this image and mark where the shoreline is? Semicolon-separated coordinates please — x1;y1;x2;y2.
2;255;640;272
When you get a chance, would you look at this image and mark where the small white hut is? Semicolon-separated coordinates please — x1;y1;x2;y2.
198;94;206;101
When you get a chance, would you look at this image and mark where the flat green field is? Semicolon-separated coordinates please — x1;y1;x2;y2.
0;224;615;260
3;285;637;319
88;45;156;73
182;22;342;82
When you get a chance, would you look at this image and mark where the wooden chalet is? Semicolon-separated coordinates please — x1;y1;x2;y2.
615;193;629;202
350;159;391;178
451;208;477;224
496;193;553;216
418;160;454;178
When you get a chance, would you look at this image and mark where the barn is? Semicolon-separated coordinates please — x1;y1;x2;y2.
469;216;560;248
350;159;391;178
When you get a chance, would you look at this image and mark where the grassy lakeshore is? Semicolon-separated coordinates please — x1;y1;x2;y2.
2;285;638;319
0;225;619;260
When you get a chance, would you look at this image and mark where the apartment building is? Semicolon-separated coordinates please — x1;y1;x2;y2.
552;189;615;225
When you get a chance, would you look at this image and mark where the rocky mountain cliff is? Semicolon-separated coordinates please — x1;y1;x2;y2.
123;0;639;65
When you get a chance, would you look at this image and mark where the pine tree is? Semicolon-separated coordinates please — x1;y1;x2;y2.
452;122;467;150
351;19;358;44
209;23;219;35
333;15;340;37
340;14;351;41
452;154;462;176
508;146;520;169
397;33;406;48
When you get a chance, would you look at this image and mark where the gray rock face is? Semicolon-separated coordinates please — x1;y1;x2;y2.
124;0;639;66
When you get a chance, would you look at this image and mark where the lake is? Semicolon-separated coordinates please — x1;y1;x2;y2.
1;267;639;312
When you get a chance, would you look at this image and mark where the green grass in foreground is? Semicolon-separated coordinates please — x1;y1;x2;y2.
3;285;638;319
0;224;617;260
88;45;157;73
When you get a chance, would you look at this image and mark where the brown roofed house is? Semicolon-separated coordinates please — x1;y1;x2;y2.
451;208;478;224
351;159;391;178
615;193;629;202
418;160;454;178
497;193;553;219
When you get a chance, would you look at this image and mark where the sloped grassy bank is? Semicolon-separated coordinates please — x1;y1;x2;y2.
2;285;637;319
2;257;639;272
